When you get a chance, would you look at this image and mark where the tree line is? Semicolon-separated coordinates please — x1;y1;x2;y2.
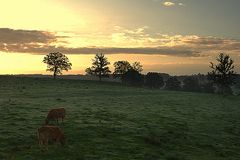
43;52;238;95
84;53;143;81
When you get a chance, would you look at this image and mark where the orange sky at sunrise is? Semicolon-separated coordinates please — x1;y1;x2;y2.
0;0;239;75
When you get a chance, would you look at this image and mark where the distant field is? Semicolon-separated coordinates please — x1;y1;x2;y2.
0;76;240;160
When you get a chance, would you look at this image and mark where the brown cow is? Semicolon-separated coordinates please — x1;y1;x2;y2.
45;108;66;125
38;125;66;149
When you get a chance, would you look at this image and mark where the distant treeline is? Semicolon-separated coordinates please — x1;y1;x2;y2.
42;52;239;95
120;72;240;95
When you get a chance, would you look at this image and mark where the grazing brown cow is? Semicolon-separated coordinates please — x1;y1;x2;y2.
45;108;66;125
38;125;65;149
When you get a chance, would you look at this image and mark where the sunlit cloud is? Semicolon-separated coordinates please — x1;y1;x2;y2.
160;1;185;7
178;3;185;6
163;1;175;7
1;27;240;59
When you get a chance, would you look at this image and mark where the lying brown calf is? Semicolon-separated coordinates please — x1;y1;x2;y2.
45;108;66;125
38;125;65;149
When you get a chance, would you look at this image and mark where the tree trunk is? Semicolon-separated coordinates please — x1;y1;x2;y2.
53;67;57;79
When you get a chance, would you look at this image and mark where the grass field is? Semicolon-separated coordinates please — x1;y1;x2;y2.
0;76;240;160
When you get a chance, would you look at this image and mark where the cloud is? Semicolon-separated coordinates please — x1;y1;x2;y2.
0;27;200;57
179;36;240;51
1;27;240;58
0;28;66;53
163;1;175;7
182;36;225;45
0;28;57;44
160;1;185;7
178;3;185;6
70;47;201;57
0;44;201;57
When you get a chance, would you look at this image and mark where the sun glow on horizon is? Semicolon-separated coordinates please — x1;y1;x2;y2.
0;0;240;75
1;52;233;76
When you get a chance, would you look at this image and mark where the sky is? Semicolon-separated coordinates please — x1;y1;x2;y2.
0;0;239;75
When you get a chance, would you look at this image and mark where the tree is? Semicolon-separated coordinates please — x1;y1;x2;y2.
183;76;201;92
165;76;181;91
201;82;215;93
113;61;132;78
122;69;144;86
85;53;111;81
208;53;236;94
132;62;143;73
43;52;72;79
145;72;164;89
235;75;240;95
113;60;144;83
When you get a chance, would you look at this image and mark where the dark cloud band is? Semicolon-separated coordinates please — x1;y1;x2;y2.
0;28;56;44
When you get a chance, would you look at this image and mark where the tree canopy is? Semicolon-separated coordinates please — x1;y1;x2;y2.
208;53;236;94
85;53;111;81
145;72;164;89
132;62;143;73
122;69;143;86
165;76;181;91
183;77;201;92
113;61;132;76
43;52;72;79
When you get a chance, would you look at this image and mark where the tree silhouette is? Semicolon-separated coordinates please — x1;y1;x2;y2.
183;76;201;92
235;75;240;95
113;61;132;81
208;53;236;94
43;52;72;79
145;72;164;89
85;53;111;81
113;61;143;76
201;82;215;93
122;69;143;86
165;76;181;91
132;62;143;73
113;61;132;75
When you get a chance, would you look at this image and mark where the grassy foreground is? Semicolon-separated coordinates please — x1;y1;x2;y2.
0;76;240;160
